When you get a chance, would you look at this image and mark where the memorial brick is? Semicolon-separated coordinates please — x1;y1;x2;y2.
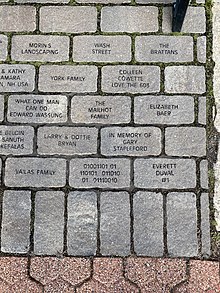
0;35;7;61
101;127;161;156
11;35;70;62
134;158;197;189
39;65;98;92
7;95;68;124
69;158;130;188
71;95;131;124
102;65;160;93
0;95;4;122
37;126;98;155
5;157;66;187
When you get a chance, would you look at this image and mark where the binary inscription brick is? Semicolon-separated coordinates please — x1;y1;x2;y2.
198;96;206;125
165;66;206;94
134;158;196;189
135;36;193;62
101;7;158;33
0;6;36;32
37;126;98;155
101;127;161;156
1;191;31;253
5;158;66;187
34;191;64;255
73;36;131;62
0;35;7;61
133;191;163;256
200;160;208;189
163;7;206;33
7;95;67;124
134;96;194;124
102;66;160;93
165;127;206;157
167;192;198;257
39;65;97;92
11;35;69;62
197;36;206;63
0;126;34;155
201;193;211;256
100;192;130;255
0;64;35;92
71;95;131;124
40;6;97;33
68;191;97;256
69;158;130;188
0;95;4;122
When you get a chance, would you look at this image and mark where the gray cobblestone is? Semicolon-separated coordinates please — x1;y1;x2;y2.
200;160;208;189
5;157;66;187
134;158;196;189
197;36;206;63
201;193;211;257
165;127;206;157
101;127;161;156
0;95;4;122
73;36;131;63
0;159;1;183
1;190;31;253
136;0;172;2
69;158;130;188
0;35;8;61
0;126;34;155
40;6;97;33
134;95;194;125
162;7;206;33
135;36;193;63
67;191;97;256
37;126;98;155
165;66;206;94
77;0;130;3
0;64;35;93
34;191;64;255
102;65;160;93
11;35;70;62
198;96;206;125
101;6;158;33
39;65;98;93
16;0;68;3
0;6;36;32
167;192;198;257
133;191;163;256
7;95;68;124
100;192;130;256
71;95;131;124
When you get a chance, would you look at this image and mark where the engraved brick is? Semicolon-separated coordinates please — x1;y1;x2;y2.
133;191;163;256
100;191;130;255
77;0;129;3
0;95;4;122
5;157;66;187
101;127;161;156
200;160;208;189
7;95;68;124
165;127;206;157
163;7;206;33
0;6;36;32
1;190;31;253
73;35;131;63
0;64;35;92
134;158;196;189
165;66;206;94
134;95;194;125
167;192;198;257
135;36;193;63
40;6;97;33
11;35;69;62
71;95;131;124
101;6;158;33
0;126;34;155
102;65;160;93
0;35;8;61
201;193;211;256
197;36;206;63
198;96;206;125
39;65;97;93
37;126;98;155
67;191;97;256
69;158;130;188
34;191;64;255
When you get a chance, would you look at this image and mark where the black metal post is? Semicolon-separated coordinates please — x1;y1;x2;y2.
172;0;190;32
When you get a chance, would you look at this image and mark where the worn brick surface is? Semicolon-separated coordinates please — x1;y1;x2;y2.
0;35;7;61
